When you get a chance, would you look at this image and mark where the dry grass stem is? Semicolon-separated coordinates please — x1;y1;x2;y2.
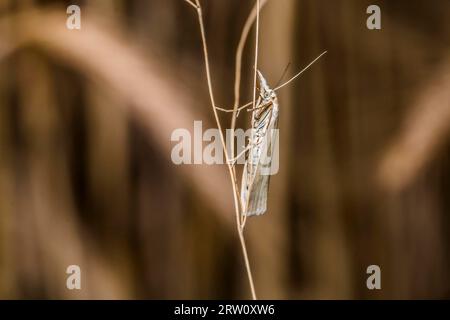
186;0;259;300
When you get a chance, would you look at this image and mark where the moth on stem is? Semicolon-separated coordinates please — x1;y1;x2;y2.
232;0;270;228
184;0;327;300
223;50;327;229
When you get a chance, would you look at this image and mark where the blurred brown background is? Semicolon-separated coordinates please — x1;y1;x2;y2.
0;0;450;299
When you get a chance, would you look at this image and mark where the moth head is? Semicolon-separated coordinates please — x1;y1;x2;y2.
257;70;277;102
263;89;277;101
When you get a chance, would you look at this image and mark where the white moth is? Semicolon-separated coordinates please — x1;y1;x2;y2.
241;71;279;216
230;51;326;217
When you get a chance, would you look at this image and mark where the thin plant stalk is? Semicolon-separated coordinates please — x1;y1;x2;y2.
245;0;261;229
252;0;260;112
186;0;257;300
231;0;269;227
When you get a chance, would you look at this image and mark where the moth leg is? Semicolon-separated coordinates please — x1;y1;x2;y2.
246;100;271;112
215;101;253;116
214;106;234;112
227;144;252;167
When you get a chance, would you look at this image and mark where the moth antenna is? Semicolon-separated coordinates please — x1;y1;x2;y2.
274;51;327;91
274;62;291;88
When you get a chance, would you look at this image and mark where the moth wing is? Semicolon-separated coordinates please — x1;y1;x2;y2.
244;163;270;216
241;110;279;216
